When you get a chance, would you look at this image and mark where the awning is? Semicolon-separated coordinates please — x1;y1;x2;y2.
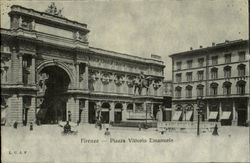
172;111;182;121
208;112;218;120
185;111;193;121
220;111;231;120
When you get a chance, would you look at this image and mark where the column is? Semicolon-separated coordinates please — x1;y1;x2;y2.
247;99;249;125
31;56;35;85
122;103;127;121
206;103;209;121
76;62;79;88
66;97;79;123
193;104;198;121
84;65;88;89
133;102;136;112
81;99;89;123
27;97;36;123
232;100;237;126
219;101;222;121
18;54;23;84
109;102;115;122
8;95;23;125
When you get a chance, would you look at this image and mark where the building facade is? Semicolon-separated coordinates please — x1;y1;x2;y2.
170;40;249;126
1;4;165;126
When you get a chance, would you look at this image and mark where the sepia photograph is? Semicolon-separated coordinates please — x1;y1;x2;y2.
1;0;249;162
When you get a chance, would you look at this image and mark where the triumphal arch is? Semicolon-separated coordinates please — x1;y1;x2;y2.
1;4;165;125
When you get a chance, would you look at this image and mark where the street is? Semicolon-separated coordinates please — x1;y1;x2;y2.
1;124;249;162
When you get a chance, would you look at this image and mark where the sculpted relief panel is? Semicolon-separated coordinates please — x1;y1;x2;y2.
88;68;163;96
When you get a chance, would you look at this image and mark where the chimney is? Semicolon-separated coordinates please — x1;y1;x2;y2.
200;45;203;48
190;47;193;50
212;42;215;46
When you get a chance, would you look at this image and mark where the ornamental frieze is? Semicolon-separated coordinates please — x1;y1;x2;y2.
114;73;125;86
100;71;112;85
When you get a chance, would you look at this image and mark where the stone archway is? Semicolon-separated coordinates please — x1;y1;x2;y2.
36;64;71;124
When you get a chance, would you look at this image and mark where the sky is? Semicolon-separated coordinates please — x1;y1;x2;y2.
1;0;248;80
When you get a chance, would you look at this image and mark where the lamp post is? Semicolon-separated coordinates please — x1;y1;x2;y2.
197;96;204;136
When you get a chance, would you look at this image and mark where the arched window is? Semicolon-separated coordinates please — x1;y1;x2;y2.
236;80;246;95
127;103;133;111
186;85;193;98
224;66;231;78
211;67;218;79
210;82;218;96
223;81;232;95
175;86;182;98
237;64;246;77
197;84;204;97
115;103;123;110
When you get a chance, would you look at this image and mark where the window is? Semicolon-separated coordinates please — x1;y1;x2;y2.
238;64;246;77
224;53;231;63
212;56;218;65
198;58;204;67
197;84;204;97
224;66;231;78
237;80;246;95
223;82;231;95
211;67;218;79
197;71;204;81
176;73;182;83
176;62;182;70
186;72;192;82
175;86;182;98
187;60;193;69
186;85;192;98
210;83;218;96
239;51;246;61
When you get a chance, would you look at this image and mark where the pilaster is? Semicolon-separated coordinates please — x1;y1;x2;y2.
122;103;127;121
81;99;89;123
206;103;209;121
27;97;36;123
219;101;222;121
30;56;35;85
232;100;237;126
109;102;115;122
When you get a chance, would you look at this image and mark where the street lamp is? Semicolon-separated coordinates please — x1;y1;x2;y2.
197;96;204;136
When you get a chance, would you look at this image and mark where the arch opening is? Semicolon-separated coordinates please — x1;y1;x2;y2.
37;66;70;124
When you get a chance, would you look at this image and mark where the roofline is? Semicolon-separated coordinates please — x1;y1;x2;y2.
89;46;165;66
9;5;89;32
0;28;164;67
169;39;249;58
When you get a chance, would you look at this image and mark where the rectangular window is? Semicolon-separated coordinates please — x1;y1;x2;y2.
211;69;218;79
186;89;192;98
223;87;231;95
198;58;204;67
176;90;181;98
197;71;204;81
187;60;193;69
186;72;192;82
197;88;204;97
212;56;218;65
224;69;231;78
239;51;246;61
225;54;231;63
210;87;217;96
176;73;182;83
176;62;182;70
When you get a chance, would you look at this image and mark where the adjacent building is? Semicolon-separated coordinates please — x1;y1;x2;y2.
1;4;165;126
170;40;249;126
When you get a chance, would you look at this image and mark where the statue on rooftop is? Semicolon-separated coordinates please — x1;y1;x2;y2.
45;2;64;17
